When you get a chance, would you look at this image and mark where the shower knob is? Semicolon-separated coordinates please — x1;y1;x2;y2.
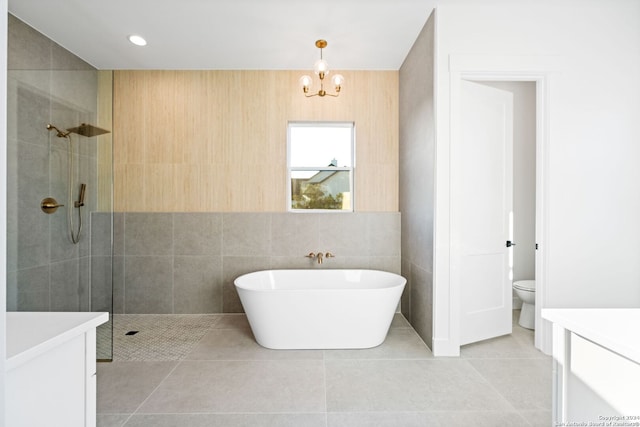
41;197;64;214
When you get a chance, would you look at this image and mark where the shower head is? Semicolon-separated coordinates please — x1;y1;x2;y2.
66;123;111;138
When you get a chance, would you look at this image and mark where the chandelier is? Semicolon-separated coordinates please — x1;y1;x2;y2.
299;39;344;98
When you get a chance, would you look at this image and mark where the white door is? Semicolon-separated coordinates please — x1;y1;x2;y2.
458;80;514;346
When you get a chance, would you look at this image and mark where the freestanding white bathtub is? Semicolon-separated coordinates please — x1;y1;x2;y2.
234;269;406;350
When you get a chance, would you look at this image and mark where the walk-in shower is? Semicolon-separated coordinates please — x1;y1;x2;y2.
46;123;111;244
8;15;115;362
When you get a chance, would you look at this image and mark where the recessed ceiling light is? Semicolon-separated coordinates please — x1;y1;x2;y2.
128;34;147;46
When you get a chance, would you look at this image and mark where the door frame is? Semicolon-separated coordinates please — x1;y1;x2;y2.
445;55;553;355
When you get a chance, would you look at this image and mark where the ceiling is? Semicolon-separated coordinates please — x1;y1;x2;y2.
8;0;436;70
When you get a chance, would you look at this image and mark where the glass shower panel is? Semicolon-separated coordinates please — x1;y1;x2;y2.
6;15;114;360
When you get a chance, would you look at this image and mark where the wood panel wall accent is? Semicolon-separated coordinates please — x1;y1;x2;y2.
97;70;113;212
113;70;398;212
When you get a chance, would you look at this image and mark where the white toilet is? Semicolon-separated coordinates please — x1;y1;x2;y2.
513;280;535;330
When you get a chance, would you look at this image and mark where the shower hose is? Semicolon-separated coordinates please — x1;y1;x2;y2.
66;134;83;244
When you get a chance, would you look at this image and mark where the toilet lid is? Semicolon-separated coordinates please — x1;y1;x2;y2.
513;280;535;291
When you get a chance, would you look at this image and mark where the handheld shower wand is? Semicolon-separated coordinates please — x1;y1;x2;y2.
75;183;86;208
68;183;87;243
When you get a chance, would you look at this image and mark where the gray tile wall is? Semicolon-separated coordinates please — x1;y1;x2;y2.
399;13;436;349
6;14;106;313
105;212;401;314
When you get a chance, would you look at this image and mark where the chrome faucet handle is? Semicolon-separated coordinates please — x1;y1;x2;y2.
325;252;335;258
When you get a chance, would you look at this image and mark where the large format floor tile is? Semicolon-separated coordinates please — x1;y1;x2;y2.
325;359;514;412
122;413;327;427
460;331;546;359
211;313;251;329
520;410;554;427
327;411;531;427
97;312;552;427
468;358;552;411
97;361;178;413
184;327;323;360
389;312;412;328
324;328;432;360
137;360;326;413
460;316;545;360
327;412;429;427
96;414;130;427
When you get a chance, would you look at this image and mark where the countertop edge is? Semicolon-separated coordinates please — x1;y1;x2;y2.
6;312;109;371
542;308;640;364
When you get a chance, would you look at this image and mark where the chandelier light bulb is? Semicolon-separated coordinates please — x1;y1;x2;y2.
314;59;329;76
299;75;312;90
332;74;344;87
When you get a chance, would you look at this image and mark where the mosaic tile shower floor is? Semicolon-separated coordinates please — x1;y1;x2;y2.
111;314;223;361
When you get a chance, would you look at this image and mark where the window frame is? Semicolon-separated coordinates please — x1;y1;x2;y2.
286;121;355;212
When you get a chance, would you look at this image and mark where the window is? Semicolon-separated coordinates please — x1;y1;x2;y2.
287;122;354;211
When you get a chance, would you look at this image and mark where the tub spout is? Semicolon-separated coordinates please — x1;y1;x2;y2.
305;252;322;263
305;251;332;264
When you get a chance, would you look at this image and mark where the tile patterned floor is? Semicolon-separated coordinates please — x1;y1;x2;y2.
112;314;221;361
97;319;113;360
97;311;552;427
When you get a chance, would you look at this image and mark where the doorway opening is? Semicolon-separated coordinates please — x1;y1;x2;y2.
455;76;546;353
477;81;537;315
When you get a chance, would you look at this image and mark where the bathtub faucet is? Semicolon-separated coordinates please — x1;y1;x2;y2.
305;252;335;264
308;252;323;264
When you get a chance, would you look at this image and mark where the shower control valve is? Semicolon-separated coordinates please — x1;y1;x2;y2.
41;197;64;214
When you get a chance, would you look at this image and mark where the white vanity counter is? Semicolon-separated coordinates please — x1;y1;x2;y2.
6;311;109;369
542;309;640;424
542;308;640;364
5;311;109;427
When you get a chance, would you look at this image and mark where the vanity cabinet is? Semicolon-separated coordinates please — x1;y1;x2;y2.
542;309;640;424
5;312;108;427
